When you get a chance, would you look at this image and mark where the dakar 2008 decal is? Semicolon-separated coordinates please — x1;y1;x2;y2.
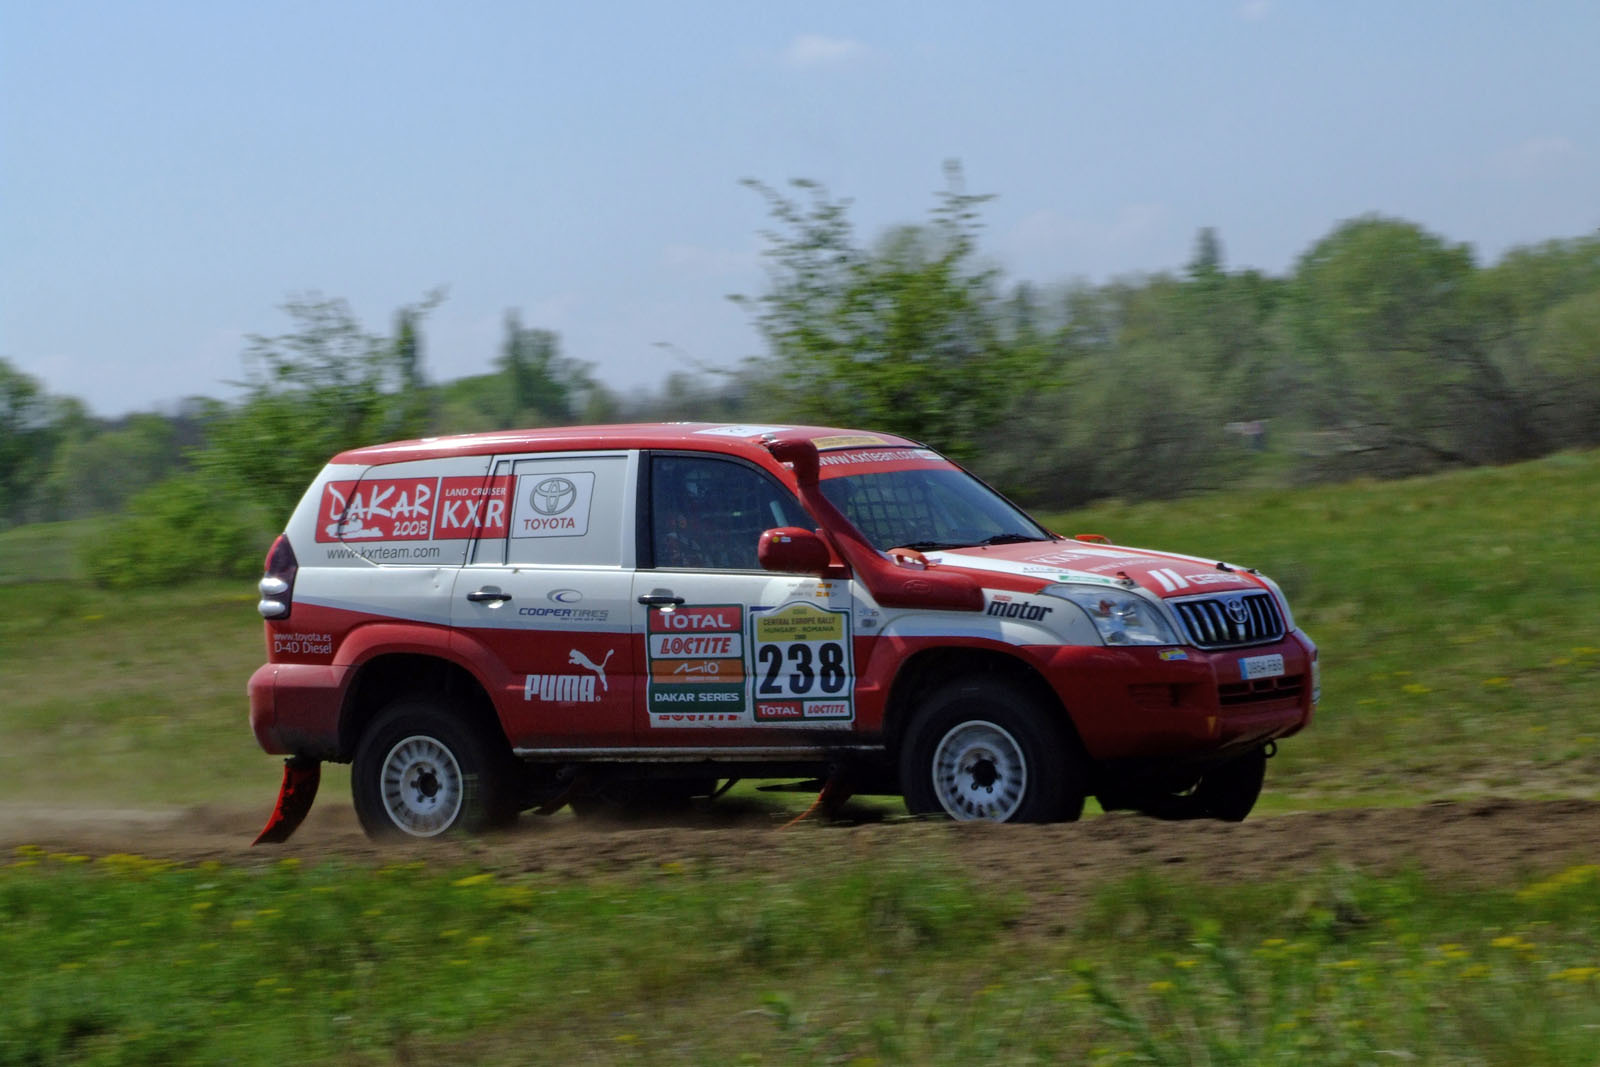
646;601;856;728
316;476;512;542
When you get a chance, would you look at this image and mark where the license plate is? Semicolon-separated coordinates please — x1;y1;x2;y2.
1239;654;1285;681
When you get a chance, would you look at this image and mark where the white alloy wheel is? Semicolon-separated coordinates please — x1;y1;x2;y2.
931;719;1028;821
379;734;465;837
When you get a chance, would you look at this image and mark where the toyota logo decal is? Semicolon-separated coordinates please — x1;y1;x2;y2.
530;477;578;516
1224;596;1251;625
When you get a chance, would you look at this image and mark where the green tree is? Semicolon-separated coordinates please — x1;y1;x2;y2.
198;292;442;522
40;413;184;520
0;359;67;528
1473;235;1600;452
735;164;1042;462
1279;216;1533;473
497;313;596;426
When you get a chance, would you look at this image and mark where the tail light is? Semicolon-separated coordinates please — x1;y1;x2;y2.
258;535;298;619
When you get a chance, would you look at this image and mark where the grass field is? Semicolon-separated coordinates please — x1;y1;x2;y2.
4;451;1599;1063
6;846;1599;1064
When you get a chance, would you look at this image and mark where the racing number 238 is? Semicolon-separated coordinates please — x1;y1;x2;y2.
756;641;847;696
749;601;853;703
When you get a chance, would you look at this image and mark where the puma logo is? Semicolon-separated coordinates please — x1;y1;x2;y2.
568;648;614;692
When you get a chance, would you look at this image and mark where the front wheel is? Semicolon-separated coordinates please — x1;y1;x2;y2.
351;699;520;839
900;679;1084;823
1190;747;1267;822
1099;747;1269;823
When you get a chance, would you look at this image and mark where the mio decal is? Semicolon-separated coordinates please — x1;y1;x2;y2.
647;604;746;718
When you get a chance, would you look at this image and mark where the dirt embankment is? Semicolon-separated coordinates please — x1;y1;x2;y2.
6;799;1598;916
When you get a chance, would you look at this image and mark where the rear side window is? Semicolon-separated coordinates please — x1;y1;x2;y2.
474;453;630;568
311;458;500;567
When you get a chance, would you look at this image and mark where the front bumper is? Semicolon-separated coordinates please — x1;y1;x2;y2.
1031;630;1317;762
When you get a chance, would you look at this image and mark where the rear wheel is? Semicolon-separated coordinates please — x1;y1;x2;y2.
900;678;1084;823
351;699;520;839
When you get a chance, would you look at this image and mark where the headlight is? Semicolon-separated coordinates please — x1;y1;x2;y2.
1254;573;1297;632
1042;584;1180;646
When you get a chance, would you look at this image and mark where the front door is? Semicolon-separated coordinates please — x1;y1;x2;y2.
633;452;859;744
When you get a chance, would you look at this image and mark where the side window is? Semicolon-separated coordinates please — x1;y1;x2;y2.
650;455;808;570
494;454;629;567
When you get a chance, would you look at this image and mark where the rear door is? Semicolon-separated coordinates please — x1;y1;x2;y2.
451;451;638;749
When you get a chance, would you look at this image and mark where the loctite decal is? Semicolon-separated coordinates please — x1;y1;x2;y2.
648;605;746;720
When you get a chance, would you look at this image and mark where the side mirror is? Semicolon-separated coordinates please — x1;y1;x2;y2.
758;527;832;575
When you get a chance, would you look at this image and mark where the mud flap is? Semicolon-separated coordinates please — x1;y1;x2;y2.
252;755;322;845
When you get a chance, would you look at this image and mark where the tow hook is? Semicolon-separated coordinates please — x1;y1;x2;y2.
252;755;322;845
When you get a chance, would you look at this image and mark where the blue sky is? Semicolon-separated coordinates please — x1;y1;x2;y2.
4;0;1596;417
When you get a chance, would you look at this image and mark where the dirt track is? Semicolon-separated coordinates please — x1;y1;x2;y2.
7;798;1599;916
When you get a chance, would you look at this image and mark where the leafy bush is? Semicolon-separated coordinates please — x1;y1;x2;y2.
79;474;271;589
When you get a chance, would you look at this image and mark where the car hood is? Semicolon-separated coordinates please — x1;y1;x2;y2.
920;539;1271;598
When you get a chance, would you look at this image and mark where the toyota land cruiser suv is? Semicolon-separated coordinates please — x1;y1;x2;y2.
248;423;1316;840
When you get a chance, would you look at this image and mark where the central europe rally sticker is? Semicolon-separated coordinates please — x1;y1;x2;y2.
749;601;854;723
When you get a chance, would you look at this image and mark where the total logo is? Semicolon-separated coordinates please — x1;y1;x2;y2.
985;594;1054;622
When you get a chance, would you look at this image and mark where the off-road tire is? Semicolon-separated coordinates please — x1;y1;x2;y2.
900;678;1085;823
1191;747;1267;822
351;699;520;839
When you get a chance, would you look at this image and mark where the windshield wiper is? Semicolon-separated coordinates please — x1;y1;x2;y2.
891;534;1046;552
975;533;1048;546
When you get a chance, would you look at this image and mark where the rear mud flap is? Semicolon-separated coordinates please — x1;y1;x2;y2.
252;755;322;845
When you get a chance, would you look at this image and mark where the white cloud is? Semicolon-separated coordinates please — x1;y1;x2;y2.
1495;135;1580;177
1237;0;1273;21
781;33;868;69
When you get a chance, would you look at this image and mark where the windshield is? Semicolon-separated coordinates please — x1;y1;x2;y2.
819;465;1052;552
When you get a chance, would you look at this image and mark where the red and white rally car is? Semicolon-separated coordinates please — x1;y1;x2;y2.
248;423;1316;840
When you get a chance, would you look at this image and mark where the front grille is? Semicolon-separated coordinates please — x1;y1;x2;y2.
1172;592;1285;649
1218;674;1305;707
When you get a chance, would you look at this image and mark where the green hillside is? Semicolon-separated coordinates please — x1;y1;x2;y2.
2;449;1597;812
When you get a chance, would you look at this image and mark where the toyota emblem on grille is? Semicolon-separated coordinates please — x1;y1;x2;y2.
1224;596;1251;625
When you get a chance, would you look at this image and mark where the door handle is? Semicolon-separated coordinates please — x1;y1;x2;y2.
467;588;513;604
637;593;686;609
